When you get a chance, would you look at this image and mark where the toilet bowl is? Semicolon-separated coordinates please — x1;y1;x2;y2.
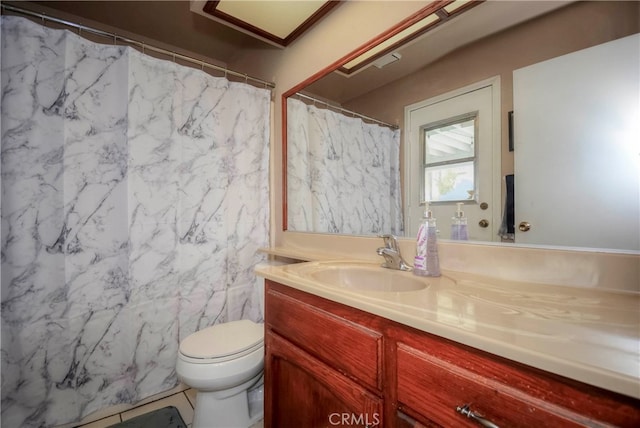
176;319;264;428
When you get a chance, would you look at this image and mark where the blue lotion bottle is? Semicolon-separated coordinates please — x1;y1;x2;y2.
413;203;441;277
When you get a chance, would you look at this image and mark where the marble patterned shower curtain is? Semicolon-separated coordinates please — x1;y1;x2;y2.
0;16;270;427
287;98;403;235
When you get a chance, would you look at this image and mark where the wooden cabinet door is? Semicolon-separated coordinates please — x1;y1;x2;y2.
265;330;383;428
266;282;383;392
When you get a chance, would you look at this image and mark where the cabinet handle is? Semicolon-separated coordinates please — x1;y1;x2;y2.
456;404;500;428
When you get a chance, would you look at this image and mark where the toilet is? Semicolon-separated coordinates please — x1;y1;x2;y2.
176;319;265;428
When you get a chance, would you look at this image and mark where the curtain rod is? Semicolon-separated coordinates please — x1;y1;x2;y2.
294;92;399;129
0;3;275;89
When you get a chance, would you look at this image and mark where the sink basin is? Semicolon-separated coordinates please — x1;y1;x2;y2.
302;262;428;292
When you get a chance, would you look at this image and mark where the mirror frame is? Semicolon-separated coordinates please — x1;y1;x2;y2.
281;1;468;232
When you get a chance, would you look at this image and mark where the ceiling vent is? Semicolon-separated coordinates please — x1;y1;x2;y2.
373;52;402;69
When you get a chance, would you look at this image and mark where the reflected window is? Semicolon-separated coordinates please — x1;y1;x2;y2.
422;113;476;202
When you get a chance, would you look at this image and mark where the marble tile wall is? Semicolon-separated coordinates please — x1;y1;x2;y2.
1;16;270;427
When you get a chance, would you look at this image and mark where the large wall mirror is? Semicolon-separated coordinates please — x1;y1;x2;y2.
283;0;640;252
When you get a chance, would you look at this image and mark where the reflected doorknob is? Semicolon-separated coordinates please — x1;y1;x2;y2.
519;221;531;232
478;219;489;228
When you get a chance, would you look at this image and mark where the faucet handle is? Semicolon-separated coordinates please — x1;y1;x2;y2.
378;234;398;250
376;234;412;271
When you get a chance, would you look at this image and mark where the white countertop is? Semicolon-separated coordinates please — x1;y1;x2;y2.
256;259;640;400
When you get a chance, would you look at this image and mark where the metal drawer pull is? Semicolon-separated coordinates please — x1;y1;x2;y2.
456;404;500;428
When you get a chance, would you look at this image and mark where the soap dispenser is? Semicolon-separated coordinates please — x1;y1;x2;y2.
451;202;469;240
413;203;441;277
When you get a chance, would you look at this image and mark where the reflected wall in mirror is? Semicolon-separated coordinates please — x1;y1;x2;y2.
284;0;640;251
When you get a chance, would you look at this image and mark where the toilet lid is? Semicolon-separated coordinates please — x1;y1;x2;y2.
179;320;264;359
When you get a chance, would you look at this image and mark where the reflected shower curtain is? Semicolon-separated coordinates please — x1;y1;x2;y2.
1;16;270;427
287;98;403;235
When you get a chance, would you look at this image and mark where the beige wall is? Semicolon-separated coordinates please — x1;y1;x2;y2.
344;0;639;185
228;1;429;246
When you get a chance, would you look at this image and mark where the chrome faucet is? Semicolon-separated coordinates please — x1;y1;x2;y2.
376;234;412;271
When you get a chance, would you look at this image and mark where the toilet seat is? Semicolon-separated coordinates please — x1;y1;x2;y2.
179;320;264;363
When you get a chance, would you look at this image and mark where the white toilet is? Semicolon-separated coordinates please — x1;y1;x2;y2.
176;319;265;428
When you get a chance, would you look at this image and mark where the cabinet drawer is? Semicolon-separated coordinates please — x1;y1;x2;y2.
266;284;382;391
397;343;609;427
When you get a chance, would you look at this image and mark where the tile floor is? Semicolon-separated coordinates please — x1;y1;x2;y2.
72;388;264;428
74;389;197;428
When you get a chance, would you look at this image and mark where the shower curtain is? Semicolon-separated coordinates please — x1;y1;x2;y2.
1;16;270;427
287;98;403;235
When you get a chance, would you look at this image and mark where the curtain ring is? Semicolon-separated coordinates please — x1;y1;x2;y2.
244;74;248;83
142;43;145;55
201;61;205;71
113;34;117;45
173;53;176;63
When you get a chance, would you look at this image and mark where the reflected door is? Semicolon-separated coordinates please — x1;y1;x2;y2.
405;79;501;241
513;34;640;251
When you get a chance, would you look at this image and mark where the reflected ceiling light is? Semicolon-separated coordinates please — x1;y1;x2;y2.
339;0;482;75
445;0;473;14
201;0;340;47
342;14;439;71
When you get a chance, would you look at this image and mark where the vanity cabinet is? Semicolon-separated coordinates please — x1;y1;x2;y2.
264;281;384;427
264;280;640;427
